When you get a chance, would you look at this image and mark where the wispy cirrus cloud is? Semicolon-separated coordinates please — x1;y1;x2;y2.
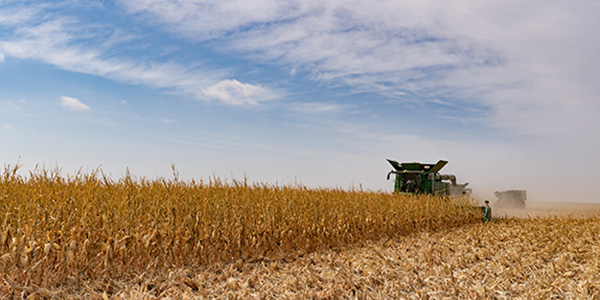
291;102;348;114
2;1;599;141
116;0;299;41
116;0;600;140
0;1;274;106
0;2;42;26
116;0;493;93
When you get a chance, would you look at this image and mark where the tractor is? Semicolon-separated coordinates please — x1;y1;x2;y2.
386;159;471;197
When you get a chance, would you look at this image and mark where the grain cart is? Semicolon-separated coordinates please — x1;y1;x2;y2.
386;159;471;196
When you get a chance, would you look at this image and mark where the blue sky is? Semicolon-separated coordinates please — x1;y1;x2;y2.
1;0;599;202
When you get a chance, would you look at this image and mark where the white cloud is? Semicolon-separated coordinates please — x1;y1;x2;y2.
202;79;274;106
2;1;596;136
116;1;493;99
60;96;90;111
0;52;4;62
118;0;600;142
291;102;346;114
0;4;41;26
116;0;299;40
0;3;271;106
0;17;211;97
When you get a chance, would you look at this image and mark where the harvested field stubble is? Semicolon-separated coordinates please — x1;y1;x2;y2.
108;217;600;299
0;166;478;296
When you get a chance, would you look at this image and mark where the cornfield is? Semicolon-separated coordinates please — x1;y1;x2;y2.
0;165;479;297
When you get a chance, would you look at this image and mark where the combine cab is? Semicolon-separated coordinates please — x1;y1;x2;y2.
386;159;471;197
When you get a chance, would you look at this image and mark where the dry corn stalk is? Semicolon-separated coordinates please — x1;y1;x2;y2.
0;165;478;292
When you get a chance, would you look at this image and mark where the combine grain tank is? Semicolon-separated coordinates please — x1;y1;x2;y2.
386;159;471;196
494;190;527;208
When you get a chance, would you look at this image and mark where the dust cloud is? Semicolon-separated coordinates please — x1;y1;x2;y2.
491;202;600;218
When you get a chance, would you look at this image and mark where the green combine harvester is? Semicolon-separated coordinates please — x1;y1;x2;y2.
386;159;471;197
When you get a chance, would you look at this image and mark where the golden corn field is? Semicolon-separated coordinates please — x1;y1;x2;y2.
1;165;599;299
0;165;477;298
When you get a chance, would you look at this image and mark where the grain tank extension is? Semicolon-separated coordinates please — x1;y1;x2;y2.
386;159;471;196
